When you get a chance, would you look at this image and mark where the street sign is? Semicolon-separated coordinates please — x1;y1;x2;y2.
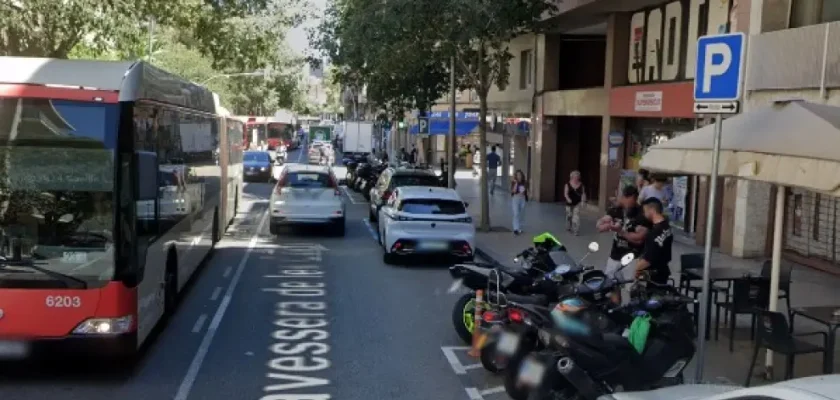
694;32;746;102
693;101;739;114
418;117;429;134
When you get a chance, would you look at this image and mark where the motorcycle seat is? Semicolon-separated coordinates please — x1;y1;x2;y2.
601;332;641;358
505;293;549;306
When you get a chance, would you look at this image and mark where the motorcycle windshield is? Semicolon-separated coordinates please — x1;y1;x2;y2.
548;250;576;269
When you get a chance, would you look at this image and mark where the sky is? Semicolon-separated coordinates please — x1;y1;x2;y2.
286;0;327;58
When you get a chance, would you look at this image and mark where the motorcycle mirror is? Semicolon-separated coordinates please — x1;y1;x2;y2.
620;253;635;267
587;242;600;253
513;257;521;264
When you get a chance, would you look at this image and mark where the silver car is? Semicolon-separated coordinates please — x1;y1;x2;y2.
269;164;345;236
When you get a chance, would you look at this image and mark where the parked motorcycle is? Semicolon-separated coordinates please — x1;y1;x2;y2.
517;270;697;400
344;161;359;183
352;163;372;192
487;253;636;400
448;234;598;345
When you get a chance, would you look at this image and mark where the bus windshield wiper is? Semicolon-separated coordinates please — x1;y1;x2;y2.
0;258;87;289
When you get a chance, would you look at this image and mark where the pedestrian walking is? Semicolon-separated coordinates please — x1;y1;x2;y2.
596;185;651;303
564;170;586;235
510;170;529;235
472;148;481;177
486;146;501;195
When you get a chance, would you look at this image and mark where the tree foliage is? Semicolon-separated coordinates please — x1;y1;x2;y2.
310;0;454;120
313;0;554;229
0;0;288;71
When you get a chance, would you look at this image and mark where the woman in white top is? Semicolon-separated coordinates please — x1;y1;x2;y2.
639;175;669;204
510;170;529;235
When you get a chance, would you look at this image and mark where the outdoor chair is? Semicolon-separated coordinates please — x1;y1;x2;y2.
745;310;827;386
760;260;793;321
715;277;769;352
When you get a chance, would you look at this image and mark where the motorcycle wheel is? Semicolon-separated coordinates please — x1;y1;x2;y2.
479;341;507;373
452;292;476;344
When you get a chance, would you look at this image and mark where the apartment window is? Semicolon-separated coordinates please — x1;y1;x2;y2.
519;50;533;90
790;0;840;28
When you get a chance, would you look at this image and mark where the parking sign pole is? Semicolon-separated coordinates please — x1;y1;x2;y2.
694;114;723;382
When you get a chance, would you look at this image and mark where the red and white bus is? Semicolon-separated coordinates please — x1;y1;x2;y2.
241;116;296;151
0;56;243;359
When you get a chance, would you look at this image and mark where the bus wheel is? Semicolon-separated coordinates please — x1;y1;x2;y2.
164;254;178;317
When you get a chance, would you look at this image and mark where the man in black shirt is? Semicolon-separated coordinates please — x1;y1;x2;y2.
597;186;651;301
637;198;674;284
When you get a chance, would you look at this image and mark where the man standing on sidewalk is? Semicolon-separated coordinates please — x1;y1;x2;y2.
487;146;501;195
597;186;650;299
635;198;673;284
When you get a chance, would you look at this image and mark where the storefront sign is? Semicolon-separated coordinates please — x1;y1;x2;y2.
634;91;663;112
608;131;624;147
628;0;733;84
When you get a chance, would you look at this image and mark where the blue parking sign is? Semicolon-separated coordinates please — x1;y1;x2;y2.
694;33;746;102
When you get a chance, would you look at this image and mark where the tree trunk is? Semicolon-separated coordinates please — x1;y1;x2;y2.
477;45;491;231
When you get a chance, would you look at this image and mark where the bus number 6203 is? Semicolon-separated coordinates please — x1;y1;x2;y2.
45;296;82;308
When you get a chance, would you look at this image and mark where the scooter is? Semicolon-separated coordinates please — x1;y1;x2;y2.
517;270;696;400
448;234;599;345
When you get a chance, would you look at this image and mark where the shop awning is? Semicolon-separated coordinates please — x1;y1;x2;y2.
640;100;840;196
409;118;479;136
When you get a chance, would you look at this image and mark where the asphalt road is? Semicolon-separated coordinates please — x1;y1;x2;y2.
0;145;512;400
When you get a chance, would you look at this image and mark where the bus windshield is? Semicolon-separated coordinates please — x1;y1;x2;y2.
0;97;116;287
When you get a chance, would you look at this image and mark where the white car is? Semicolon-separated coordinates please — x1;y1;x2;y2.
269;164;345;236
377;186;474;264
601;374;840;400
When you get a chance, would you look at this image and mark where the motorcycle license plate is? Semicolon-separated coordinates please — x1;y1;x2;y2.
496;331;520;356
518;357;546;387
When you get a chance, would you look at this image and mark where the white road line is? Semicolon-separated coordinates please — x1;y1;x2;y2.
479;386;505;396
174;210;270;400
465;388;484;400
222;266;232;278
191;314;208;333
209;287;222;301
441;346;471;375
362;218;379;241
462;363;483;371
341;185;359;204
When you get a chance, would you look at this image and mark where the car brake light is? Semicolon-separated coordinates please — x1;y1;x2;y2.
461;243;472;253
508;309;524;323
382;190;392;201
327;175;341;195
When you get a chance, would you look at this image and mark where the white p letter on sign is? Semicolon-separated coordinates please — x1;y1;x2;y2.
702;43;731;94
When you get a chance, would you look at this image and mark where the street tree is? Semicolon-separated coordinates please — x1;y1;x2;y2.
442;0;556;231
311;0;454;124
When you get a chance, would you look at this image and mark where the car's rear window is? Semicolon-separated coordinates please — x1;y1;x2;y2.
391;175;441;187
399;199;466;215
286;172;332;188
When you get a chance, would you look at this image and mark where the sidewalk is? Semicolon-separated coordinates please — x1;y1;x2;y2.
455;175;840;385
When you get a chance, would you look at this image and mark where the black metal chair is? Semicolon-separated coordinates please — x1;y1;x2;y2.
746;310;827;386
715;277;769;352
760;260;793;319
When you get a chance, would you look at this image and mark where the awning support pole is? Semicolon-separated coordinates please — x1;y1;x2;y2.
764;185;785;378
695;114;723;382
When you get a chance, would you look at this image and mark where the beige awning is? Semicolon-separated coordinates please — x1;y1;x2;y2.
640;100;840;196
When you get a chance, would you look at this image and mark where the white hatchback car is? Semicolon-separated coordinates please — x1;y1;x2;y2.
377;186;474;264
270;164;345;236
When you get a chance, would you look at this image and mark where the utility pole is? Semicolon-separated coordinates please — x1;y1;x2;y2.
447;56;457;188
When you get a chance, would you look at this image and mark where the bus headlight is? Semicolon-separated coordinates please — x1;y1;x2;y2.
72;316;133;335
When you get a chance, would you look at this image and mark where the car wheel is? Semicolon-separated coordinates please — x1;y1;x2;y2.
269;224;280;235
332;218;345;237
383;251;397;265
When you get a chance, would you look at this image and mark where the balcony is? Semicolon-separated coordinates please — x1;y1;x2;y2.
542;88;608;116
746;21;840;91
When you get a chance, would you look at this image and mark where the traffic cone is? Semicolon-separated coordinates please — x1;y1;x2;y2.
467;290;485;357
